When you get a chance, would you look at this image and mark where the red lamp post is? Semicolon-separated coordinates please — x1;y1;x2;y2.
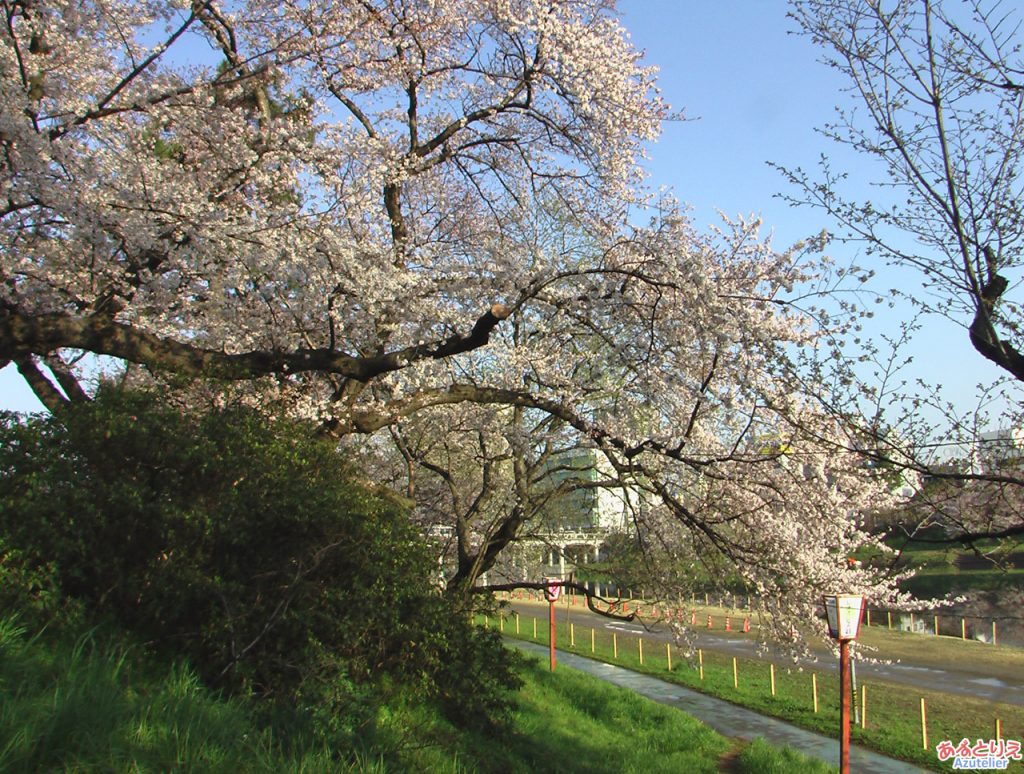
544;578;562;671
823;593;865;774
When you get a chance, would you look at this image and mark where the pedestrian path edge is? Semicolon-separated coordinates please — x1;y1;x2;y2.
506;639;927;773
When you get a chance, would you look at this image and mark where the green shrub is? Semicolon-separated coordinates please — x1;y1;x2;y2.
0;537;79;629
0;390;519;732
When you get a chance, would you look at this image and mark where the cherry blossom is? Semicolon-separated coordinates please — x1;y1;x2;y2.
0;0;907;637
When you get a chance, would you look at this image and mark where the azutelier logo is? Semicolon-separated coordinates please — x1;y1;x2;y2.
936;739;1022;770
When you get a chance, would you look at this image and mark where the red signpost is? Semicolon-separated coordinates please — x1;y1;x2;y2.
544;578;562;671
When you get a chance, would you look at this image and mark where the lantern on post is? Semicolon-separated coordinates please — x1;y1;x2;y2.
823;594;865;774
544;578;562;671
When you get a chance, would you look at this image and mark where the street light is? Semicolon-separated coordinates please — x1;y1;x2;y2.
544;577;562;671
823;593;865;774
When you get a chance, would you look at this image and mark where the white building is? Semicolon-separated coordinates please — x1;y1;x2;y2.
529;447;641;587
975;428;1024;473
534;447;637;533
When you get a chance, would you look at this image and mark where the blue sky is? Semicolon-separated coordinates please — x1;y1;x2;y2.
618;1;1017;430
620;0;846;242
2;1;1014;424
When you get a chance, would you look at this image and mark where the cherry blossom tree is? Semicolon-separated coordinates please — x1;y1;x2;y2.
779;0;1024;549
785;0;1024;382
1;0;661;406
1;0;906;636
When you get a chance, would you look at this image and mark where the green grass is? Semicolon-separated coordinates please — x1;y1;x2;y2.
494;610;1024;772
736;737;834;774
900;567;1024;597
865;533;1024;598
0;616;339;772
506;594;1024;680
457;655;835;773
0;612;835;773
469;657;729;773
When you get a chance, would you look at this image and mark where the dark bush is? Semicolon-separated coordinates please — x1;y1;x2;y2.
0;390;519;729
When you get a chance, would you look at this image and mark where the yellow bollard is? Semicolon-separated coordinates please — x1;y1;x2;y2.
515;613;520;635
613;633;618;659
666;643;672;671
533;617;537;639
591;627;595;653
638;638;644;665
770;663;776;697
698;649;704;681
921;698;928;750
861;684;867;729
887;610;892;629
812;673;819;713
570;622;575;648
934;615;939;636
996;718;1002;741
500;616;504;633
733;657;738;689
962;618;967;640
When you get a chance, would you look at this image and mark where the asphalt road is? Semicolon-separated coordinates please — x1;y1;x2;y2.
507;600;1024;706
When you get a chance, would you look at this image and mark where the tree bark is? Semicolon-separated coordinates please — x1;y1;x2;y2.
968;274;1024;382
1;305;511;384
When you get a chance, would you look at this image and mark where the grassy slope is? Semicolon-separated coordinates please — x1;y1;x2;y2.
506;596;1024;680
0;614;833;773
0;616;337;773
867;534;1024;598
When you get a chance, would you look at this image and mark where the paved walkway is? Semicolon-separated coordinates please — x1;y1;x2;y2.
507;639;927;773
509;600;1024;706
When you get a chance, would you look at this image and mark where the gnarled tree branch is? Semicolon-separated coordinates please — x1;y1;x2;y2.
0;304;511;384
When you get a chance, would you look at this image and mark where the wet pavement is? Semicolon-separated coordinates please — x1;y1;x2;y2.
508;639;928;773
690;631;1024;706
510;601;1024;707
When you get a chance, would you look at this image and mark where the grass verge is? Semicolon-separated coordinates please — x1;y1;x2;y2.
507;595;1024;679
0;615;338;772
492;609;1024;772
442;654;835;773
0;612;834;773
